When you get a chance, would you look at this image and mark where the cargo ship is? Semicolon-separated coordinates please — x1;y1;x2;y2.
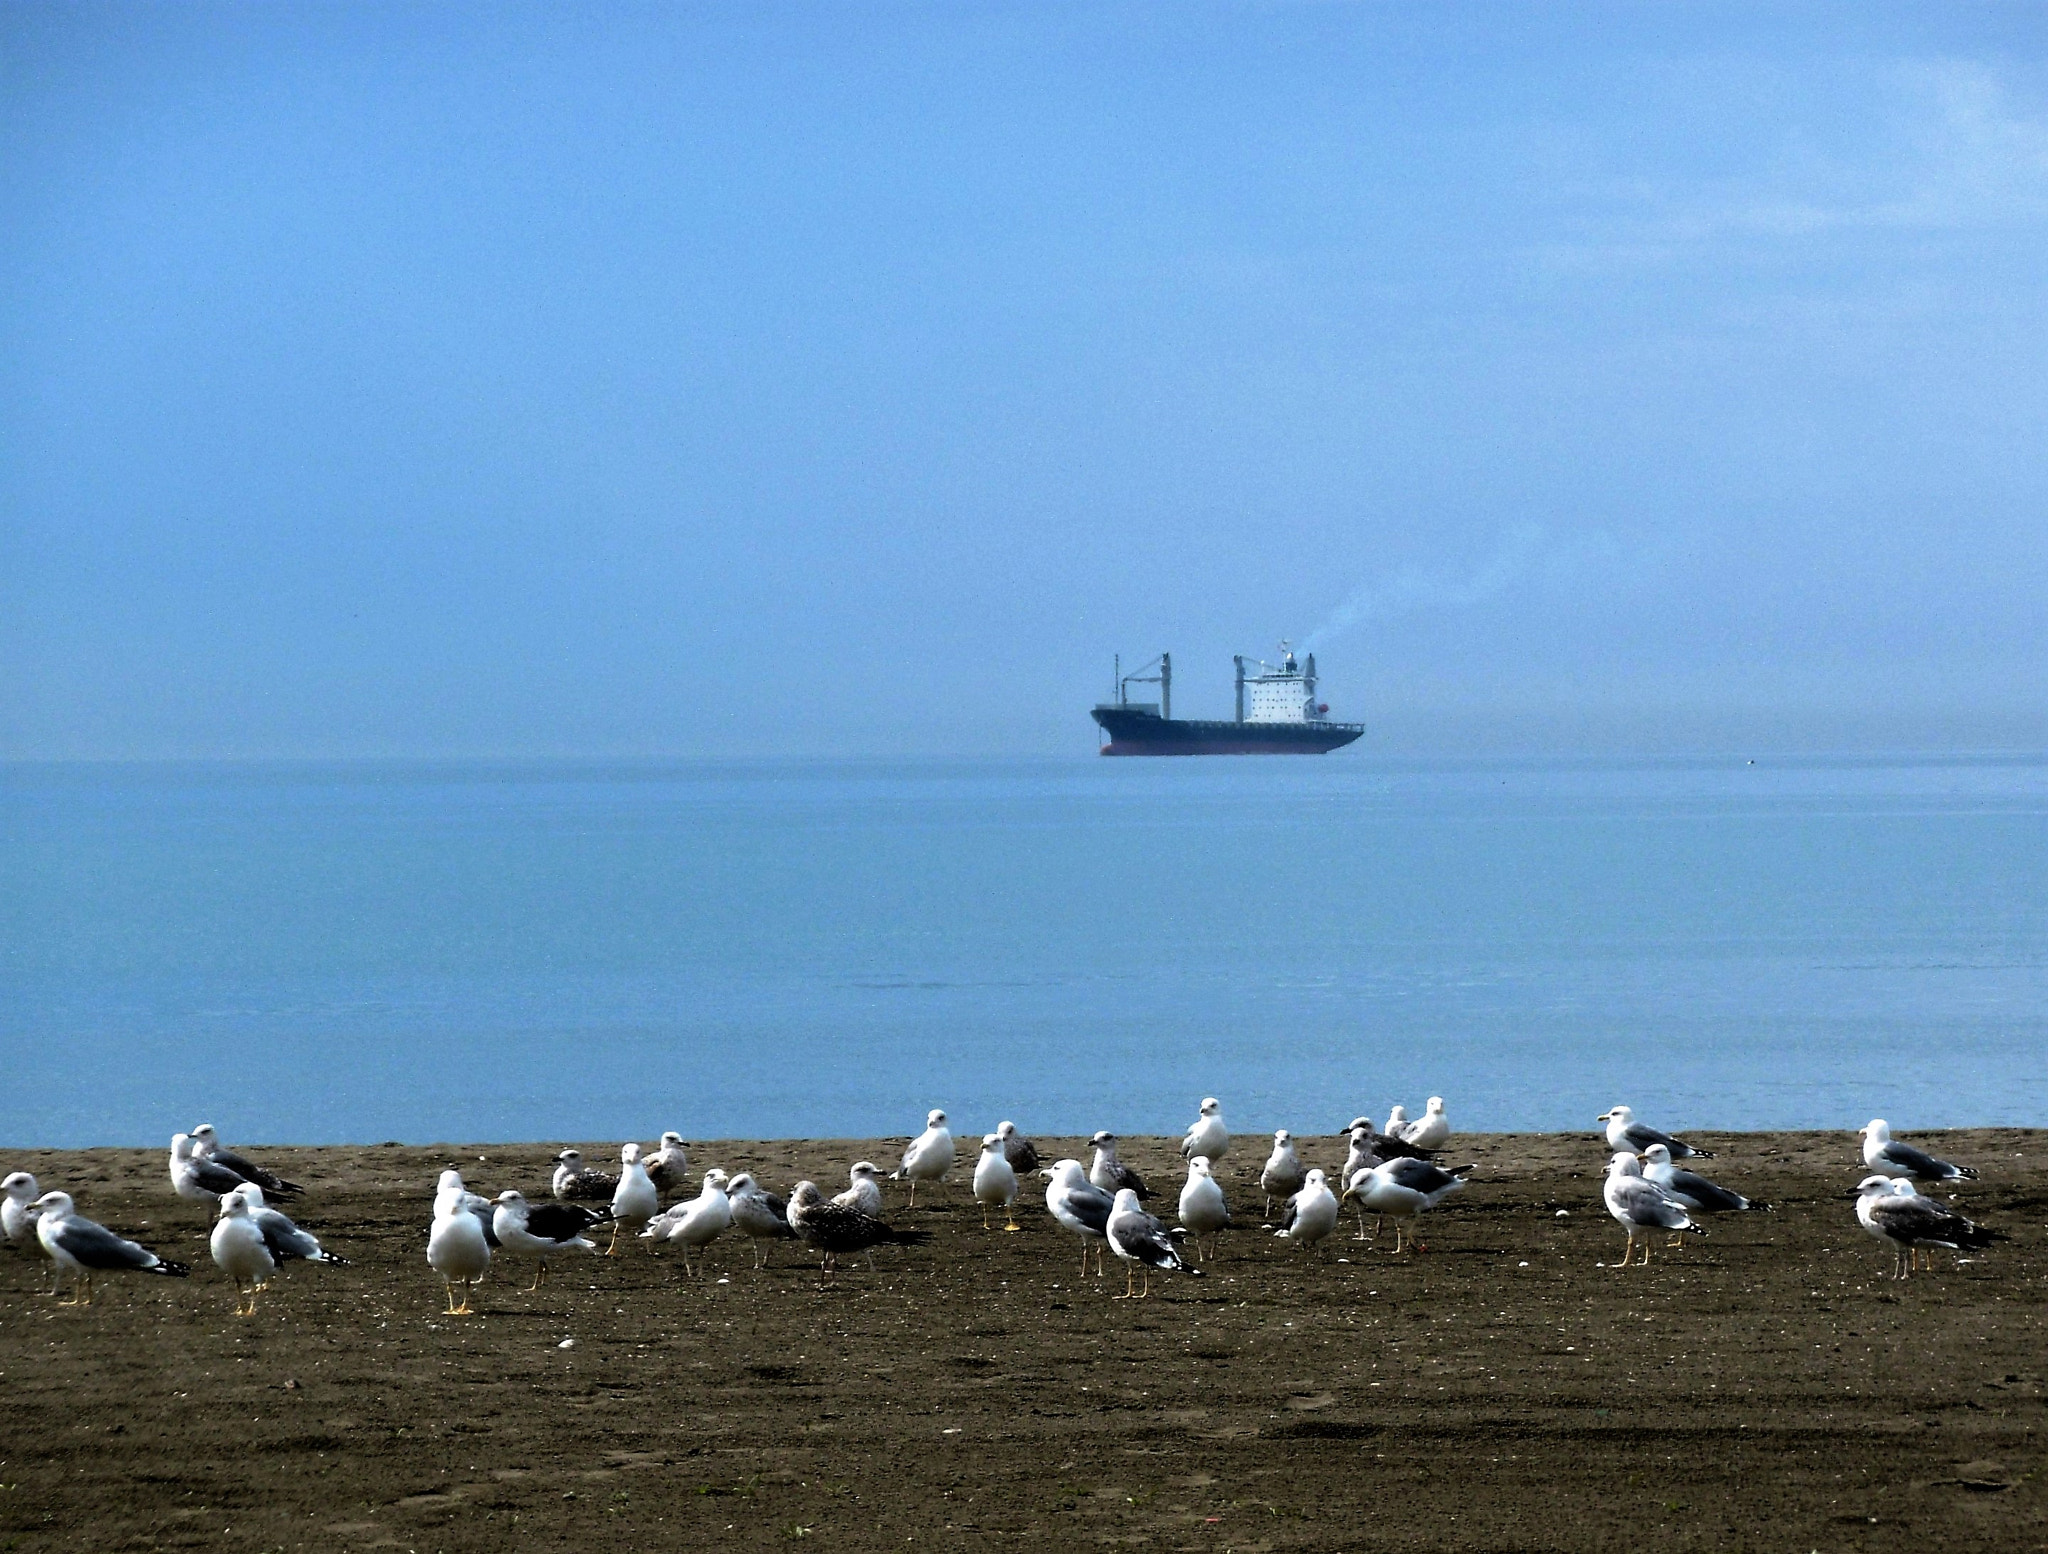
1090;645;1365;756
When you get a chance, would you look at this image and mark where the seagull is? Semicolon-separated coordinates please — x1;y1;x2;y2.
1272;1169;1339;1255
644;1132;690;1199
891;1109;955;1208
609;1143;661;1253
1641;1143;1770;1236
1178;1156;1230;1261
492;1190;610;1291
648;1171;732;1276
1044;1159;1115;1277
170;1132;252;1215
1402;1097;1451;1151
552;1149;620;1201
1181;1098;1228;1164
972;1133;1022;1231
1087;1132;1150;1200
996;1121;1040;1176
834;1162;885;1217
1106;1188;1200;1298
211;1191;276;1316
435;1169;500;1248
3;1171;52;1293
726;1173;796;1268
428;1195;492;1314
786;1181;930;1273
34;1192;189;1306
1598;1106;1714;1160
189;1124;304;1197
1258;1130;1306;1216
1384;1104;1410;1137
1341;1157;1469;1253
232;1184;349;1271
1601;1152;1704;1268
1854;1174;1998;1279
1859;1120;1979;1183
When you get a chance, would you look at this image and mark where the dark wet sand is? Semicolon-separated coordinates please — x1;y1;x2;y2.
2;1130;2044;1552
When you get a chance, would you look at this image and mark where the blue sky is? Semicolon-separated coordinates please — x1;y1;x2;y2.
4;3;2044;757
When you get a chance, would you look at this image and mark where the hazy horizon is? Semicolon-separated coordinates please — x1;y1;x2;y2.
5;4;2045;761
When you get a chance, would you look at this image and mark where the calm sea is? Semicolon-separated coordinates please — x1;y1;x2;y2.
2;756;2044;1148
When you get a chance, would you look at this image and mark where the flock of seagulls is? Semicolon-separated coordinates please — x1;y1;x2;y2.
0;1101;2008;1312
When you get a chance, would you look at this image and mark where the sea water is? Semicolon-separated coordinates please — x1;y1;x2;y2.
2;755;2044;1147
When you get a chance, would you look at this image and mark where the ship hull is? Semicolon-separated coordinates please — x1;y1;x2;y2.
1091;708;1364;756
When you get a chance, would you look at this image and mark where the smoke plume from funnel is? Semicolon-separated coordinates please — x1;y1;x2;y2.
1302;522;1548;652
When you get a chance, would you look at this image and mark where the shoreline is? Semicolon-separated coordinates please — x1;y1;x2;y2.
5;1128;2042;1551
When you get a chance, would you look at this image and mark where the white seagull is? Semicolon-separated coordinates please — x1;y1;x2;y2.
1854;1174;1997;1279
435;1169;500;1248
492;1190;610;1291
1858;1120;1978;1183
1044;1159;1116;1277
972;1133;1021;1231
891;1110;956;1208
35;1192;189;1306
1384;1104;1410;1137
609;1143;661;1253
211;1191;277;1316
1402;1097;1451;1151
189;1124;303;1197
1272;1169;1339;1255
644;1132;690;1199
428;1195;492;1315
1181;1099;1229;1164
1601;1152;1704;1268
1341;1157;1469;1253
996;1121;1040;1175
1258;1130;1306;1215
3;1171;52;1294
726;1173;797;1268
1106;1187;1200;1299
552;1148;619;1201
646;1169;732;1276
1178;1156;1230;1261
233;1183;349;1271
834;1161;885;1217
1641;1144;1770;1230
1598;1105;1714;1160
170;1132;251;1215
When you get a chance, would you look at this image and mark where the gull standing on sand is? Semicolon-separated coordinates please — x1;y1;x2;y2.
170;1132;252;1214
726;1173;797;1267
1859;1121;1979;1184
973;1133;1022;1231
1178;1156;1230;1261
1182;1099;1229;1165
4;1172;55;1294
1044;1159;1116;1277
1384;1104;1410;1138
645;1132;689;1199
1402;1098;1451;1151
1258;1131;1306;1215
435;1169;500;1247
1601;1153;1704;1268
493;1190;610;1291
609;1143;661;1253
786;1181;930;1273
1641;1144;1770;1227
644;1169;732;1276
1346;1117;1433;1166
1088;1132;1150;1199
1271;1169;1339;1255
1854;1175;1997;1279
996;1121;1040;1176
892;1110;955;1207
552;1149;619;1201
1106;1188;1200;1298
835;1161;885;1216
1342;1157;1469;1253
190;1124;304;1197
429;1192;492;1314
233;1184;349;1272
1599;1106;1714;1160
211;1191;277;1316
35;1192;189;1306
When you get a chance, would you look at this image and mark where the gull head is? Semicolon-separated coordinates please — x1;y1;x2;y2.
1303;1168;1327;1190
190;1123;220;1149
1425;1097;1445;1114
926;1109;948;1128
556;1149;584;1168
437;1168;466;1193
1860;1120;1889;1141
996;1121;1018;1141
658;1131;687;1150
1607;1152;1644;1178
700;1169;731;1192
1047;1159;1089;1188
620;1142;642;1165
849;1161;880;1181
726;1172;757;1195
32;1191;74;1218
494;1189;528;1208
170;1132;195;1161
1854;1174;1903;1200
789;1181;824;1210
2;1172;35;1202
217;1191;253;1221
1088;1131;1116;1149
1187;1156;1214;1180
1641;1143;1674;1168
1110;1187;1142;1213
1273;1129;1292;1146
1198;1098;1221;1117
981;1133;1003;1153
235;1182;268;1210
1599;1106;1633;1125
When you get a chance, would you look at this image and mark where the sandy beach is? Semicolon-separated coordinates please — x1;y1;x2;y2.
2;1129;2043;1552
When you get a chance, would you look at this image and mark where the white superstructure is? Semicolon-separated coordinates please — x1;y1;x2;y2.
1237;644;1328;724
